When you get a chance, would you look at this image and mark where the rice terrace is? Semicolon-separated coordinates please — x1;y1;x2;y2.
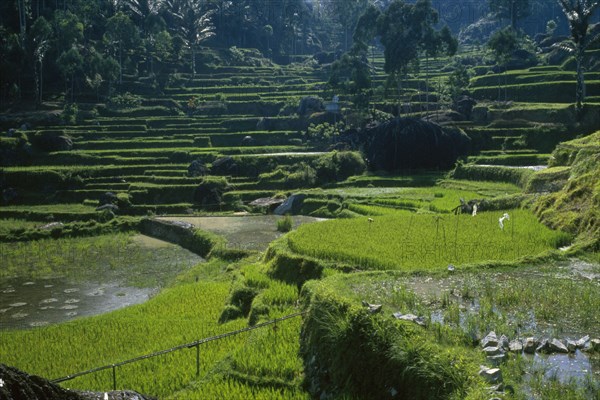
1;0;600;399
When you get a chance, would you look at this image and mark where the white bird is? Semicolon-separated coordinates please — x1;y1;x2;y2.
368;218;374;223
498;213;510;230
448;264;455;272
472;204;478;217
104;393;109;400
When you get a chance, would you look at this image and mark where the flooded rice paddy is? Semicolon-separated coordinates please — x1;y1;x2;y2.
158;215;323;251
0;234;202;329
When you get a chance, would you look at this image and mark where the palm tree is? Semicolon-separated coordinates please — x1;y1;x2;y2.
557;0;600;115
162;0;215;76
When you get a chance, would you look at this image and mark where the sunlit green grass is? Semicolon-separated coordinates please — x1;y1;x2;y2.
287;209;571;272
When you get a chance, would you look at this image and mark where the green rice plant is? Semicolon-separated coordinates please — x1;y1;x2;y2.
276;215;293;233
286;209;571;272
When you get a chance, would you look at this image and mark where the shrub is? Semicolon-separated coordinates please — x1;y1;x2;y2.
107;92;142;109
218;304;243;324
277;215;293;232
193;177;230;208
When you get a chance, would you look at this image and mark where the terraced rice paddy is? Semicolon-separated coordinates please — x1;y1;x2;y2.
286;209;571;272
0;234;203;329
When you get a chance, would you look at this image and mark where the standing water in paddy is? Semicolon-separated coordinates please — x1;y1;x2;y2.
0;234;203;329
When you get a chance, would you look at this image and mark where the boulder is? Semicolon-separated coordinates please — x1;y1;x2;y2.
211;156;238;175
536;339;550;353
591;339;600;351
99;192;118;206
298;96;324;116
32;131;73;152
483;346;503;356
241;135;255;146
362;301;382;314
566;340;577;352
481;331;499;348
96;204;119;212
508;340;523;353
576;335;590;349
392;312;426;327
499;335;509;350
249;197;285;210
523;337;537;354
256;117;273;131
471;106;489;123
548;339;569;353
360;117;470;171
39;222;64;230
479;366;502;384
454;96;477;120
274;194;306;215
0;363;82;400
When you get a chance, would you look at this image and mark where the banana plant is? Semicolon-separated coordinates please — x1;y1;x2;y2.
556;0;600;115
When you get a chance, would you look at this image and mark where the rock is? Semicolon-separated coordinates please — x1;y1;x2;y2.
96;204;119;212
99;192;118;206
392;312;426;327
566;340;577;352
591;339;600;351
536;339;550;353
499;335;509;350
487;354;507;366
298;96;324;116
361;301;382;314
483;346;503;356
256;117;273;131
211;156;237;175
454;95;476;119
241;135;254;145
0;362;83;400
32;131;73;152
548;339;569;354
479;366;502;384
20;123;29;131
471;106;488;123
508;340;523;353
361;117;471;171
39;222;64;230
248;197;285;210
523;337;537;354
576;335;590;349
481;331;499;348
274;194;306;215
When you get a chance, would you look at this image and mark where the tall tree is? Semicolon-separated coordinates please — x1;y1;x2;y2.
163;0;214;75
104;11;140;84
377;0;445;115
489;0;531;30
30;16;52;105
488;26;519;100
557;0;600;115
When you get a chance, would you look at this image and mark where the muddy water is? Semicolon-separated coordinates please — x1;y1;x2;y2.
0;278;152;330
159;215;324;251
0;235;202;330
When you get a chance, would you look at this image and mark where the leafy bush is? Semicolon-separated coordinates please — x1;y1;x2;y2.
107;92;142;109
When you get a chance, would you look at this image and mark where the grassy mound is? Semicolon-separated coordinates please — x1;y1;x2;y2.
300;278;487;399
533;131;600;250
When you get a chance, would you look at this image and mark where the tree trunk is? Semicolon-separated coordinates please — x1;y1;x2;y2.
119;41;123;85
575;45;585;115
